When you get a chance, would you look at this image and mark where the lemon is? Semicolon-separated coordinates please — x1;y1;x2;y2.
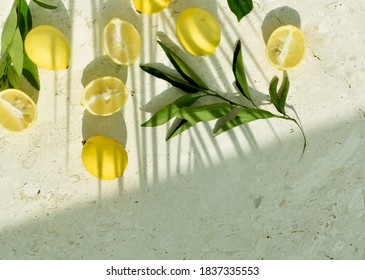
81;76;128;116
0;89;38;132
132;0;171;14
24;25;71;70
266;25;306;70
82;135;128;180
176;8;221;56
103;18;141;66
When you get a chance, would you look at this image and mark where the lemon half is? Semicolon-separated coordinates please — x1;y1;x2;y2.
133;0;171;14
103;18;141;66
0;89;38;132
82;135;128;180
81;76;128;116
176;8;221;56
266;25;306;70
25;25;71;70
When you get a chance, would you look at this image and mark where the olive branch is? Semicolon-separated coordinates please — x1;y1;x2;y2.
140;41;306;156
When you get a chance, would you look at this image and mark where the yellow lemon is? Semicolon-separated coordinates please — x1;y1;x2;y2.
103;18;141;66
266;25;306;70
132;0;171;14
24;25;71;70
82;135;128;180
81;76;128;116
0;89;38;132
176;8;221;56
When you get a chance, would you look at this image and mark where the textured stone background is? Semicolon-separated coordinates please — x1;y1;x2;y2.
1;0;365;259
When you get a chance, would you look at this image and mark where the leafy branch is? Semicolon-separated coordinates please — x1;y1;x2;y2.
0;0;57;91
140;41;306;155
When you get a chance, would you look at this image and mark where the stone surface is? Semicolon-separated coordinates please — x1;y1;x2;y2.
0;0;365;259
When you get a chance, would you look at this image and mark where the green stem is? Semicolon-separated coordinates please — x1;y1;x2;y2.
281;115;307;158
202;89;247;108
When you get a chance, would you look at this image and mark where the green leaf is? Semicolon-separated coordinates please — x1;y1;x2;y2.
174;103;235;124
7;65;20;88
269;76;281;112
9;28;24;75
0;55;7;79
227;0;253;22
32;0;58;9
141;93;204;127
236;107;275;120
22;52;40;90
215;108;276;135
268;72;290;114
157;41;208;89
1;7;17;55
18;0;33;39
166;119;194;141
232;40;251;101
278;71;290;114
140;65;199;93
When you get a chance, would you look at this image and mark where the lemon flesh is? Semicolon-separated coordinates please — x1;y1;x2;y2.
81;76;128;116
133;0;171;14
0;89;38;132
266;25;306;70
25;25;71;70
82;135;128;180
176;8;221;56
103;18;141;66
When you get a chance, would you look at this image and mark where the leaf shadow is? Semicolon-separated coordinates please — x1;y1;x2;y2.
18;75;39;104
140;87;184;114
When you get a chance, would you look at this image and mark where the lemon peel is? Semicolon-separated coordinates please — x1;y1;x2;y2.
82;135;128;180
133;0;171;14
25;25;71;70
176;8;221;56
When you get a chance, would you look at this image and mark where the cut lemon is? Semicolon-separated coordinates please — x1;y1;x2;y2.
0;89;38;132
176;8;221;56
82;135;128;180
266;25;306;70
81;76;128;116
133;0;171;14
103;18;141;66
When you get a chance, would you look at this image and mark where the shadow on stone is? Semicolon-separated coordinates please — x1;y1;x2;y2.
261;6;301;45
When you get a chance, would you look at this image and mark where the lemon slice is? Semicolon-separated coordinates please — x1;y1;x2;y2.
81;76;128;116
103;18;141;66
0;89;38;132
176;8;221;56
266;25;306;70
82;135;128;180
133;0;171;14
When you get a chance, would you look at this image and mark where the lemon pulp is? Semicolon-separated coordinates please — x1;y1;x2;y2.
266;25;306;70
103;18;141;66
0;89;38;132
176;8;221;56
81;135;128;180
24;25;71;70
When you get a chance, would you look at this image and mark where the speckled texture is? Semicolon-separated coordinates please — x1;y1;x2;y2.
1;0;365;259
